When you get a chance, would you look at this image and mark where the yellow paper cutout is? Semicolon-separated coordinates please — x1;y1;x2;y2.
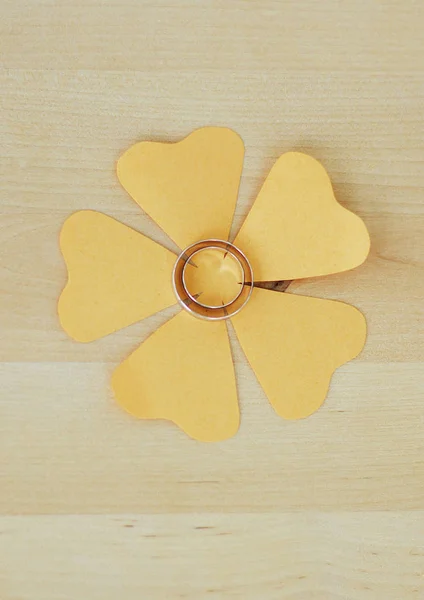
234;152;370;281
58;210;176;342
112;310;239;442
59;129;371;441
183;247;243;307
232;287;366;420
117;127;244;250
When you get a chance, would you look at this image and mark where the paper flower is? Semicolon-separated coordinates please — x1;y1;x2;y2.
58;127;370;442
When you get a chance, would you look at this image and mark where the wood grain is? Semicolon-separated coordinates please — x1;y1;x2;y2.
1;0;424;598
1;513;423;600
1;361;424;514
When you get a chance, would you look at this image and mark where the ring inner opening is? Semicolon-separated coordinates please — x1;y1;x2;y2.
182;246;244;309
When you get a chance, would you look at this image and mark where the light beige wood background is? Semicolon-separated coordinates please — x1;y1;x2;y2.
1;1;424;598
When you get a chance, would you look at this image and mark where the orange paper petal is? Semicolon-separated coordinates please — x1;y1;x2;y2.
234;152;370;281
232;288;366;419
58;211;176;342
112;310;239;442
117;127;244;250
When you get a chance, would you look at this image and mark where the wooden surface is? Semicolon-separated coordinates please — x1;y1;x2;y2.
1;1;424;598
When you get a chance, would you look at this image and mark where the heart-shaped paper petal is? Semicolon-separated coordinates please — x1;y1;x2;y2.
232;287;366;419
117;127;244;249
235;152;370;281
112;309;239;442
59;211;176;342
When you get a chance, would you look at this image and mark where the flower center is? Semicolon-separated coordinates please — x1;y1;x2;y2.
172;239;253;321
183;247;243;308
